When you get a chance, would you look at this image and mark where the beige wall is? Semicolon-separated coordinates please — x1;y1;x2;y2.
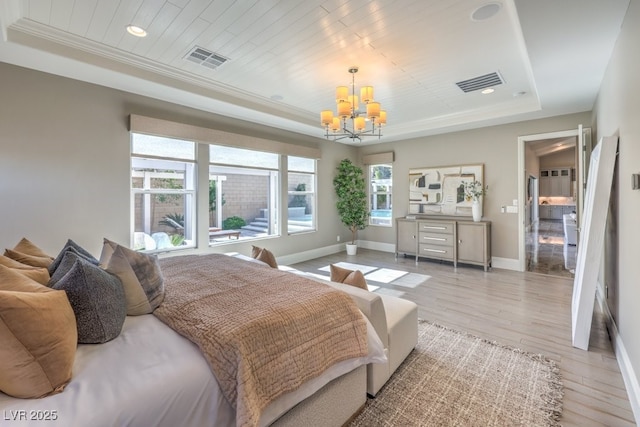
358;112;591;262
539;147;576;169
592;0;640;406
0;62;356;257
524;143;540;180
0;60;591;265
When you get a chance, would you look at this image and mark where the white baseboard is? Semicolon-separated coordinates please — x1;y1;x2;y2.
491;257;520;271
276;243;344;266
357;240;396;253
596;286;640;424
278;240;396;265
354;243;521;272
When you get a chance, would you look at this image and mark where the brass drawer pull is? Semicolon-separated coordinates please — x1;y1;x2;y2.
423;237;446;241
422;226;447;230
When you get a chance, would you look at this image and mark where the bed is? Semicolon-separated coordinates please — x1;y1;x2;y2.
0;249;385;427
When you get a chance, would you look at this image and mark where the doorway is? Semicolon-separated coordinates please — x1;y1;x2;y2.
517;127;591;276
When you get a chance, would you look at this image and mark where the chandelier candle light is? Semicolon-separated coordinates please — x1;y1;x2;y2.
321;66;387;142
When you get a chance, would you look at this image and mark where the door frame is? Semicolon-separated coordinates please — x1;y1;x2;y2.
517;127;585;271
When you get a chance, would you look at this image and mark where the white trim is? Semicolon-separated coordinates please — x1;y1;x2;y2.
353;242;520;272
357;240;396;253
491;257;520;271
277;243;345;266
0;0;21;41
596;285;640;424
517;128;582;272
277;240;396;265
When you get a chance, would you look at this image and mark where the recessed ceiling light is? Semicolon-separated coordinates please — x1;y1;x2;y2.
481;88;495;94
471;3;502;22
126;25;147;37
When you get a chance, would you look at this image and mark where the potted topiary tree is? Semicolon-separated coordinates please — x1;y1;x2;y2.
333;159;369;255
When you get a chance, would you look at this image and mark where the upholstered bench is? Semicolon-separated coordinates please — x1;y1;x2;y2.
324;281;418;396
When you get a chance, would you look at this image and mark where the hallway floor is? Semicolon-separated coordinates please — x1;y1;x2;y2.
526;219;577;278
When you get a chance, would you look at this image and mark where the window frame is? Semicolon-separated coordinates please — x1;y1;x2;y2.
208;144;281;245
369;163;393;227
287;156;317;234
130;134;197;252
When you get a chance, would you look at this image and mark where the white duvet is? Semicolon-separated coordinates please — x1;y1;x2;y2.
0;314;385;427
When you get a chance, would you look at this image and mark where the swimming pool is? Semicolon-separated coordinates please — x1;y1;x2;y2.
371;209;392;218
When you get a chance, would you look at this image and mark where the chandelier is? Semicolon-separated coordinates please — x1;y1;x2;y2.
320;66;387;142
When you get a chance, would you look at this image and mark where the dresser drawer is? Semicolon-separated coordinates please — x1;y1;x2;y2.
419;232;454;247
418;221;454;234
419;243;454;261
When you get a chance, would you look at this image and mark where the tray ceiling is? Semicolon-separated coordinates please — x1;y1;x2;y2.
0;0;630;144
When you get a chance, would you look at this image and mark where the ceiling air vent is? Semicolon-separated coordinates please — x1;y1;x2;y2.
184;46;229;70
456;72;504;93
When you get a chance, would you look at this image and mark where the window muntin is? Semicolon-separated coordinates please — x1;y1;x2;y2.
131;134;196;251
369;164;392;226
209;145;279;244
287;156;316;234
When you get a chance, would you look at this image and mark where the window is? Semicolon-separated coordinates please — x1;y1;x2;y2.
369;164;392;226
209;145;279;244
287;156;316;233
131;134;196;251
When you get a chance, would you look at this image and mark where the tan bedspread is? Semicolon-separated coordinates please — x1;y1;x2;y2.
154;254;368;427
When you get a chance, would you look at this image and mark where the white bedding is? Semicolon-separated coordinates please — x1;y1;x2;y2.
0;314;385;427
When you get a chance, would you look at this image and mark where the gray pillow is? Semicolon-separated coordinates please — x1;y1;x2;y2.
51;256;126;344
49;240;98;276
48;249;95;288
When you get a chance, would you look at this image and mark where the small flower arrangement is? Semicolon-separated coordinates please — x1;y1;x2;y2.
463;180;488;202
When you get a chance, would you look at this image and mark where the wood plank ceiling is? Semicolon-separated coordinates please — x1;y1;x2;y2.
0;0;630;143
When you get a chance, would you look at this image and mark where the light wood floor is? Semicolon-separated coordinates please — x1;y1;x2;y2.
290;249;636;427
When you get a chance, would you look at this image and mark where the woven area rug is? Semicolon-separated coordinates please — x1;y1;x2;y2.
350;320;563;427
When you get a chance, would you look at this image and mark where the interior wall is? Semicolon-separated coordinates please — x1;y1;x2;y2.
0;62;356;258
592;0;640;408
539;147;577;169
0;59;593;268
357;111;591;262
524;143;541;179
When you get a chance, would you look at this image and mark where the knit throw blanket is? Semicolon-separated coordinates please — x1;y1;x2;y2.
154;254;368;427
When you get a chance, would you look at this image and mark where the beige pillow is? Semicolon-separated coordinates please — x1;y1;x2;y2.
101;239;165;316
10;267;50;285
0;264;48;292
13;238;53;260
0;254;34;269
0;255;50;285
0;265;77;398
251;246;278;268
329;264;369;291
3;249;53;269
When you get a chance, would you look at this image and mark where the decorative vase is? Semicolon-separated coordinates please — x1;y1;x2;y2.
346;243;358;255
472;200;481;222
